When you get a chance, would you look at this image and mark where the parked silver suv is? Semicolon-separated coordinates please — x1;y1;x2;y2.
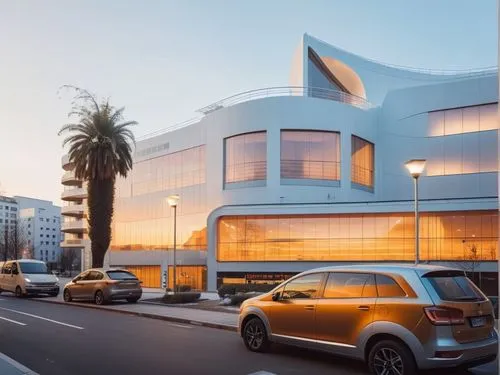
238;265;498;375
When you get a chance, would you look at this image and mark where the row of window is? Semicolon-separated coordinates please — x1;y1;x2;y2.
428;103;497;137
0;206;17;211
40;234;57;238
277;272;406;300
217;211;498;262
224;131;374;189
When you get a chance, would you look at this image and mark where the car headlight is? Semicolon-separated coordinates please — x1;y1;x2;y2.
24;277;31;283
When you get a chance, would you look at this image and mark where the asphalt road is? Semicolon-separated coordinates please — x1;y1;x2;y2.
0;296;497;375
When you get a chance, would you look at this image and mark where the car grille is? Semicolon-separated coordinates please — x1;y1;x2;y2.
32;282;57;287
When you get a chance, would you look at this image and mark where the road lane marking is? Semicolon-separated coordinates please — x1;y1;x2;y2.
0;307;84;330
248;372;277;375
168;323;192;329
0;316;26;326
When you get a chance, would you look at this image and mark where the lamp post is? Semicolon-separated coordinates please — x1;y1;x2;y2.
167;194;180;292
404;159;426;265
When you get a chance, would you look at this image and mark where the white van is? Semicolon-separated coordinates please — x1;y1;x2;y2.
0;259;60;297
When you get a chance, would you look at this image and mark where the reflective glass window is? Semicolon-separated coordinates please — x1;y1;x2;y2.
224;132;266;184
323;272;376;298
281;130;340;180
375;274;406;298
351;135;374;188
282;273;324;299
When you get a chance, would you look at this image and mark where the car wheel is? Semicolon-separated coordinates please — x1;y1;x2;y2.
63;289;72;302
15;286;24;298
127;297;139;303
243;317;269;353
368;340;416;375
94;290;106;305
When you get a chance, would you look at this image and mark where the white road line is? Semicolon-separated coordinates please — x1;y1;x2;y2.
168;323;192;329
248;372;277;375
0;316;26;326
0;307;84;330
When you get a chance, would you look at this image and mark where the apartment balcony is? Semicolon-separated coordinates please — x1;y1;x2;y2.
61;187;87;201
61;220;88;234
60;239;86;248
61;204;86;218
61;170;82;186
61;154;74;171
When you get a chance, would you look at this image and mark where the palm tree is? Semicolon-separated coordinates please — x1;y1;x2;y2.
58;86;136;267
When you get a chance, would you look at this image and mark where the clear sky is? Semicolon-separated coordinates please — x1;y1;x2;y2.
0;0;497;205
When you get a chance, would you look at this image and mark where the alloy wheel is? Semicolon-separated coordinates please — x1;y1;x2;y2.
95;291;104;305
15;286;23;298
245;321;265;350
63;289;72;302
373;347;404;375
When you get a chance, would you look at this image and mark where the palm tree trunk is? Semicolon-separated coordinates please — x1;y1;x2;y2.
87;178;115;268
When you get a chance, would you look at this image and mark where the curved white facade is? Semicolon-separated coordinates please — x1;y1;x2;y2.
106;34;498;292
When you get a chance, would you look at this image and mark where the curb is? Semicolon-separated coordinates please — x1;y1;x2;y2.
31;298;238;332
0;352;39;375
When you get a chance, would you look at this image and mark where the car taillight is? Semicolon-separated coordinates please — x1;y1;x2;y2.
424;306;464;325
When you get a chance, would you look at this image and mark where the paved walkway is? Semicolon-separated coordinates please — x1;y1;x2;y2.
0;352;38;375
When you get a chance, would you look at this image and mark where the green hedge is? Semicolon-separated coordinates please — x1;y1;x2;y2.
162;292;201;304
218;283;278;298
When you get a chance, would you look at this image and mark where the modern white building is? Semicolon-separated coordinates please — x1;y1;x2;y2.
15;196;63;267
0;196;19;259
68;34;497;293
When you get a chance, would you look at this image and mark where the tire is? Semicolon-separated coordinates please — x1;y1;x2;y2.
127;297;139;303
15;286;24;298
94;290;106;305
368;339;417;375
242;317;270;353
63;289;72;302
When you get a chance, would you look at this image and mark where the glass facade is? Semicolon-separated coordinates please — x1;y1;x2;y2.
281;131;340;181
217;211;498;262
427;104;498;176
168;265;206;291
111;145;208;251
351;135;374;189
124;265;161;288
428;104;498;136
224;132;267;185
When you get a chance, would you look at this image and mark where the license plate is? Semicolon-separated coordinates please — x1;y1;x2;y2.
470;317;486;328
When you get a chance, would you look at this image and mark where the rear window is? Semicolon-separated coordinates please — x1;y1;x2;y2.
107;270;138;281
425;274;484;302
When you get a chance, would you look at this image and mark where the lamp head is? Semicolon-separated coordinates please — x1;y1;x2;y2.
404;159;426;178
167;194;180;207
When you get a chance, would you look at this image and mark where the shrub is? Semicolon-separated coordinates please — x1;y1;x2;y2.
165;284;192;293
217;283;278;298
162;292;201;304
229;292;262;306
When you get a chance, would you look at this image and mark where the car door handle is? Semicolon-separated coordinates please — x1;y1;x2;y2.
304;305;315;311
358;305;370;311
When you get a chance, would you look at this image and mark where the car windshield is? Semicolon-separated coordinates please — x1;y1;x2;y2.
426;274;484;302
107;271;138;281
19;262;48;274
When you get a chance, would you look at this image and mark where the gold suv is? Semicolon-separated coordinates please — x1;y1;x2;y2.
238;265;497;375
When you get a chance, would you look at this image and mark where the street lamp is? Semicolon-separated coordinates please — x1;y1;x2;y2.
167;194;180;292
404;159;426;265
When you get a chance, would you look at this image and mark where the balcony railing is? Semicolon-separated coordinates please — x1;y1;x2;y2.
61;204;86;216
61;220;87;233
61;171;81;185
61;239;83;247
61;187;87;201
197;86;375;115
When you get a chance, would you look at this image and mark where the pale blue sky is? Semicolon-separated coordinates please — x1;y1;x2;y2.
0;0;497;204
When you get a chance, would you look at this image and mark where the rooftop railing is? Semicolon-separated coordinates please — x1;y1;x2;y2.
196;86;375;114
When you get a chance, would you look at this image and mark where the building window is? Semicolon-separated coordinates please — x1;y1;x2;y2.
52;242;55;245
217;211;498;262
28;231;31;235
10;207;17;211
427;131;497;176
280;130;340;183
0;219;2;224
40;234;43;238
351;135;374;189
46;235;49;238
28;224;31;228
428;103;498;136
41;227;43;230
224;132;267;186
46;241;49;245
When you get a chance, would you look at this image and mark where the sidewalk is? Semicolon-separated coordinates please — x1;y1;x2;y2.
0;352;38;375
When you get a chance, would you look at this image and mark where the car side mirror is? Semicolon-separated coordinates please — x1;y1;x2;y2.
72;278;79;284
272;291;281;301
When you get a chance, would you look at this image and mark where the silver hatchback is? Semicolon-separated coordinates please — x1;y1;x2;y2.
63;268;142;305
